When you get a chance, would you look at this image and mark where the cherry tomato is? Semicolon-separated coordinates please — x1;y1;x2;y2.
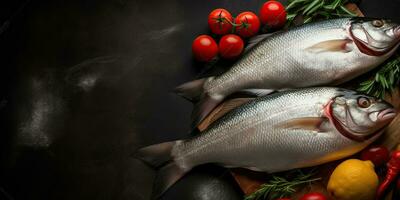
259;1;287;29
234;11;260;38
361;146;390;167
208;8;234;35
192;35;218;62
218;34;244;59
299;192;326;200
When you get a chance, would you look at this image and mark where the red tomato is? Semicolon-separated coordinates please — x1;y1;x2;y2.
361;146;390;167
299;192;326;200
192;35;218;62
208;8;233;35
259;1;287;29
234;11;260;38
219;34;244;59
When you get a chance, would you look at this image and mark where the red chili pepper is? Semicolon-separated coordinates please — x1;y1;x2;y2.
392;176;400;200
376;150;400;200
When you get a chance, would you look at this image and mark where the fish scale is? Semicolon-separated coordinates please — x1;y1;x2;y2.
173;88;361;172
144;18;400;197
177;18;400;129
137;87;396;198
207;19;349;96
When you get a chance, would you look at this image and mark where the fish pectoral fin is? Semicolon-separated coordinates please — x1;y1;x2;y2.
278;117;329;132
198;98;254;131
306;39;352;53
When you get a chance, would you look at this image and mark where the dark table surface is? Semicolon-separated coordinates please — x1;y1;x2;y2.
0;0;399;199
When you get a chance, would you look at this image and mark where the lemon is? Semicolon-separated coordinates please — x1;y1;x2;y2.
327;159;378;200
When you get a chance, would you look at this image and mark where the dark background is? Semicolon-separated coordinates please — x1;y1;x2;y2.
0;0;399;200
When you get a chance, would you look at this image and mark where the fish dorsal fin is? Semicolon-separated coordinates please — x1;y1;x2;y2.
244;33;274;53
306;39;352;53
197;98;254;131
278;117;329;132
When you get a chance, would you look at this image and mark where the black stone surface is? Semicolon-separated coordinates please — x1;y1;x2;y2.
0;0;399;200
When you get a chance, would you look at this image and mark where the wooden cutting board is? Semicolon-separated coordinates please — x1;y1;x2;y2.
196;4;400;198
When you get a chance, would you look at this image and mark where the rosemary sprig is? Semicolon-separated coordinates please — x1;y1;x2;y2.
244;170;321;200
358;55;400;98
286;0;357;26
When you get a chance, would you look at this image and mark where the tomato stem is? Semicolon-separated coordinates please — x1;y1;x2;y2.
212;15;250;28
235;16;254;35
211;11;239;27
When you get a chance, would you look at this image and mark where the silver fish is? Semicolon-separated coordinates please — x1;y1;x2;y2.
136;87;397;198
176;18;400;128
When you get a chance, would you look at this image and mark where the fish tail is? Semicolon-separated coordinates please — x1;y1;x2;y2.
174;78;207;102
134;140;189;199
174;77;223;129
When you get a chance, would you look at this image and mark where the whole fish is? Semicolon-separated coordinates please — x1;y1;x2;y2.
176;18;400;127
136;87;397;198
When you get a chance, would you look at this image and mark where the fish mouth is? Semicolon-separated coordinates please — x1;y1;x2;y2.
377;108;397;122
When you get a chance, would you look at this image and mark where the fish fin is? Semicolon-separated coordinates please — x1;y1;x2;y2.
197;98;254;131
175;77;226;129
243;166;264;172
174;78;207;102
306;39;352;53
278;117;329;131
239;89;275;97
209;98;253;120
134;140;190;199
152;162;189;199
134;141;181;168
191;94;222;129
244;33;274;53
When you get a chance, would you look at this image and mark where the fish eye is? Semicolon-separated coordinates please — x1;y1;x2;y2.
372;20;384;27
357;97;371;108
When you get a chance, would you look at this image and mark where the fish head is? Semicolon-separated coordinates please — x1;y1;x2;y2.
349;18;400;56
328;91;397;141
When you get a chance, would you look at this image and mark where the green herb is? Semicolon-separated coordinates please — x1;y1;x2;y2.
244;170;321;200
286;0;357;26
358;55;400;98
